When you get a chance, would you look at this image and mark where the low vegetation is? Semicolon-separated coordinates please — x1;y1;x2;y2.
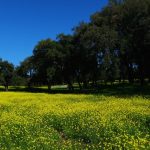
0;91;149;149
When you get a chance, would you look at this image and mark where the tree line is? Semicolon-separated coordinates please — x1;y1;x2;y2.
0;0;150;91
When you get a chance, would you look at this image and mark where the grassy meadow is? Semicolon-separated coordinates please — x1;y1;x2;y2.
0;86;150;150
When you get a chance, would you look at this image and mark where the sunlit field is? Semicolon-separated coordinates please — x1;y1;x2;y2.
0;92;150;149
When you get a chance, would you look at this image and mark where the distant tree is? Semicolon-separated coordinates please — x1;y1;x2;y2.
57;34;75;90
0;60;14;91
33;39;61;89
11;74;27;86
17;56;34;88
46;67;56;90
73;22;99;88
16;0;150;89
84;5;120;85
118;0;150;85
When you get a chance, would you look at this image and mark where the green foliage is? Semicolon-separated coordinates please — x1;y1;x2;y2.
14;0;150;88
1;0;149;89
11;75;27;86
0;60;14;90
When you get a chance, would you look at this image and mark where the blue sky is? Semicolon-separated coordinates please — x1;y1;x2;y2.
0;0;108;66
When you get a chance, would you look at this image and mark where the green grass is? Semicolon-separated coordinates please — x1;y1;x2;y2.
0;92;150;149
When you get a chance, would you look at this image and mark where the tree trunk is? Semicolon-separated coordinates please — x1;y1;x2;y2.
5;85;8;91
83;80;88;89
139;64;145;86
93;80;98;89
48;83;51;91
128;65;134;84
119;78;121;84
27;79;31;89
66;79;74;91
77;76;82;90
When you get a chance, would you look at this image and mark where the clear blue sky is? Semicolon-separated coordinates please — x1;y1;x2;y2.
0;0;108;66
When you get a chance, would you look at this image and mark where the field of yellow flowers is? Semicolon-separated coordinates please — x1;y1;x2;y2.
0;92;150;149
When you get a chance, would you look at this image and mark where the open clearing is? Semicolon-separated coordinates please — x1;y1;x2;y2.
0;92;150;149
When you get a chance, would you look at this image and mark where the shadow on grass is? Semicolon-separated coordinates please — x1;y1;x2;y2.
0;84;149;98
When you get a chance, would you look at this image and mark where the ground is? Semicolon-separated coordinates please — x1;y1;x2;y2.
0;87;150;149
